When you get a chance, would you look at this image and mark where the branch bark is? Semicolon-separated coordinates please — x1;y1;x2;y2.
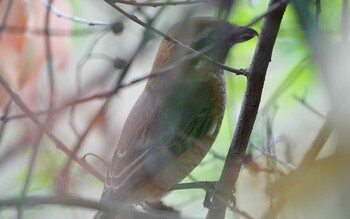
206;1;287;218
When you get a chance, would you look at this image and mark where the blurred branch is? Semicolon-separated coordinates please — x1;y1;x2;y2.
0;43;244;123
0;0;298;123
300;115;333;166
0;0;13;41
0;143;25;168
171;181;216;191
0;101;11;145
112;0;208;7
250;142;296;169
0;195;188;219
57;7;166;191
83;153;108;166
0;75;104;181
0;25;104;36
293;0;350;151
44;0;56;114
104;0;245;75
263;154;340;219
18;1;57;217
40;0;114;26
105;0;291;76
262;57;309;112
71;29;111;137
206;0;288;218
58;101;111;190
0;74;155;122
263;115;334;218
315;0;321;27
293;94;326;119
342;0;349;41
233;207;255;219
246;0;290;27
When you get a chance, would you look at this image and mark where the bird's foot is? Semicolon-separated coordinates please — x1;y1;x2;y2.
204;185;236;209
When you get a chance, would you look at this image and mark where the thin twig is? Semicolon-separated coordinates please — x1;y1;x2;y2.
299;115;333;166
0;143;25;169
0;75;104;181
233;207;255;219
246;0;290;27
341;0;349;41
315;0;321;27
171;181;216;191
71;29;110;137
39;0;114;26
0;195;191;219
293;94;326;119
0;101;11;146
104;0;245;75
19;132;44;219
250;142;296;169
264;122;335;219
19;2;58;217
44;0;56;112
83;153;108;166
58;100;111;190
56;7;166;189
0;0;13;41
0;25;103;36
112;0;207;7
0;54;218;122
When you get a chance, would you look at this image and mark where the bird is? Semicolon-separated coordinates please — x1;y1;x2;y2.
94;17;257;219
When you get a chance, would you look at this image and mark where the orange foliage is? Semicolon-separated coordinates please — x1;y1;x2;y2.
0;0;71;107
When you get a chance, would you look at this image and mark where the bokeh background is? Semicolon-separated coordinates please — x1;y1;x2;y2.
0;0;348;218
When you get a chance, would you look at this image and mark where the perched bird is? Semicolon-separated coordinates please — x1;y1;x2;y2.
95;17;257;218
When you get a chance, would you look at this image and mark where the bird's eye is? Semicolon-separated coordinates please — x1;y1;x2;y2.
191;38;207;51
190;30;221;51
207;30;221;42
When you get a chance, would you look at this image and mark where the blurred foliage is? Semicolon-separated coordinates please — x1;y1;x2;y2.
0;0;348;218
177;0;343;218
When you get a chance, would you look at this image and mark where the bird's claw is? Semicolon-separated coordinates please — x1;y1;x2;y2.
203;185;236;209
202;181;217;209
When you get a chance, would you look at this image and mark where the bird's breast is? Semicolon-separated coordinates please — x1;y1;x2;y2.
136;70;226;202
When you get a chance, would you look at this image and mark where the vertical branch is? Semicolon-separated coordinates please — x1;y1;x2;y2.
315;0;321;27
299;116;333;166
342;0;349;41
19;1;57;217
0;0;14;147
44;0;56;110
206;1;287;219
0;0;13;41
0;101;11;145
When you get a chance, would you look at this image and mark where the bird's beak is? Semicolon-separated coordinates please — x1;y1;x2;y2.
230;26;258;44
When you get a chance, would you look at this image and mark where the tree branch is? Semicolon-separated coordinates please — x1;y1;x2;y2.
206;1;288;218
0;195;187;219
39;0;114;26
112;0;207;7
104;0;245;75
0;75;104;181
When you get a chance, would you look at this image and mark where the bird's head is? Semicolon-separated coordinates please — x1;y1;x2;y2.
152;17;258;71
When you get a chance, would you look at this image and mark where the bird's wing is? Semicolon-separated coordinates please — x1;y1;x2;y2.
102;80;219;201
